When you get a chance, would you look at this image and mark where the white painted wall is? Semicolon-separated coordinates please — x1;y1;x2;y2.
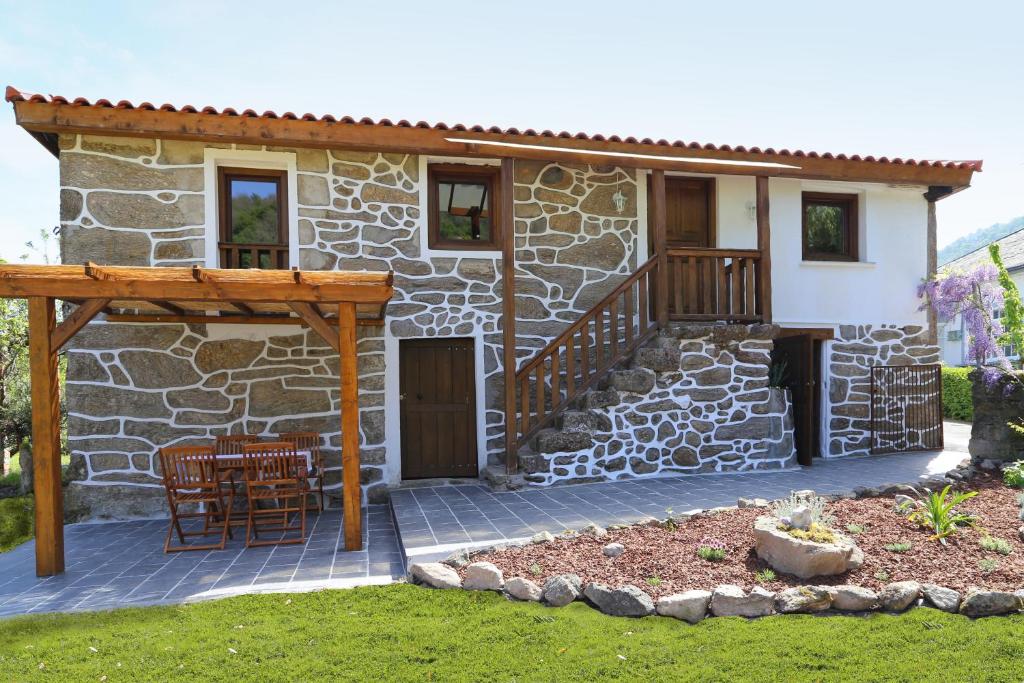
769;178;929;328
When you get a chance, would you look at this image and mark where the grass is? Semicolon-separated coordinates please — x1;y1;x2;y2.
0;495;33;552
1;585;1024;681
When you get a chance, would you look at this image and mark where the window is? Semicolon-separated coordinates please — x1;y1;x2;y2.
947;329;962;342
802;192;858;261
428;164;500;250
218;167;288;269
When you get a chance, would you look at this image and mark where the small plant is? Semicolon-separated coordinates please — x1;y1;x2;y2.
978;558;1000;574
904;485;977;544
1003;461;1024;488
980;535;1013;555
784;523;836;544
645;576;662;587
874;569;891;583
696;536;727;562
663;508;677;532
768;359;788;388
529;563;542;576
845;522;866;535
884;541;913;553
769;491;836;529
755;568;776;584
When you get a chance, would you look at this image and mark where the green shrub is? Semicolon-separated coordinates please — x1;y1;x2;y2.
884;541;913;553
978;558;1000;573
941;365;974;421
0;496;33;552
980;535;1013;555
905;486;977;544
1003;461;1024;488
755;568;776;584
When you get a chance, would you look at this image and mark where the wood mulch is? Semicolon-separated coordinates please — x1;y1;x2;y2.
466;475;1024;598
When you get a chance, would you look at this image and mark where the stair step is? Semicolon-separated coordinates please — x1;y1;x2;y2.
558;410;600;432
631;347;680;372
607;367;656;394
578;388;620;410
533;428;593;454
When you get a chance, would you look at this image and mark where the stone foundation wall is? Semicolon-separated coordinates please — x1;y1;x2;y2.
529;324;796;485
827;324;940;457
969;371;1024;463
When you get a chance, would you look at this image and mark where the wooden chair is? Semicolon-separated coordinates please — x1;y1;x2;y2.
215;434;260;456
159;445;234;553
242;442;310;547
276;431;324;512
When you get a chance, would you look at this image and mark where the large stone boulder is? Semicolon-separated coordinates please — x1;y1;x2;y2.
921;584;961;613
710;585;775;617
775;586;832;613
879;581;921;612
542;574;582;607
463;562;504;591
505;577;543;602
959;589;1022;617
753;516;863;579
583;583;655;617
829;585;879;611
410;562;462;589
656;590;712;623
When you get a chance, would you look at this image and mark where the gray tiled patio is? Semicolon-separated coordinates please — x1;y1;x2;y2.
0;505;402;618
391;449;966;565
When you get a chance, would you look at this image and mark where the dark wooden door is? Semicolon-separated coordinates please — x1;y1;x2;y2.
649;177;714;248
772;334;820;466
400;338;478;479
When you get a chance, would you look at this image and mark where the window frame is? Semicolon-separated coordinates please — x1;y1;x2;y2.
217;166;289;247
801;191;858;262
427;163;501;251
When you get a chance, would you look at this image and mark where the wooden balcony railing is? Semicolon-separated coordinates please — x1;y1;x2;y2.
219;242;289;270
513;256;660;450
665;247;763;322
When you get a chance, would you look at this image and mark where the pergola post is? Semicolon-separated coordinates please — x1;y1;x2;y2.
28;297;63;576
338;301;362;550
500;157;517;473
755;176;773;323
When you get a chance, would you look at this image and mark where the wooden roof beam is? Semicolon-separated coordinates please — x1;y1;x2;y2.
288;301;341;353
52;298;110;350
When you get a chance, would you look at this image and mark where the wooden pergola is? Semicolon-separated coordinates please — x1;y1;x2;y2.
0;262;394;577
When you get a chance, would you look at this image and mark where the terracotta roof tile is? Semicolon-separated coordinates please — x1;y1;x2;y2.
4;86;983;172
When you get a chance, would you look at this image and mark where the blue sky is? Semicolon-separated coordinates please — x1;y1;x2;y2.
1;1;1020;263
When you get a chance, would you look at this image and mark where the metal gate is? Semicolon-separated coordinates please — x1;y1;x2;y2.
870;364;944;454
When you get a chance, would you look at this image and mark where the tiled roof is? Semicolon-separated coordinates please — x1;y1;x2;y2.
944;227;1024;273
5;86;983;172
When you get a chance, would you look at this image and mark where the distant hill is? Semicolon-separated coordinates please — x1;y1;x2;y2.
939;215;1024;265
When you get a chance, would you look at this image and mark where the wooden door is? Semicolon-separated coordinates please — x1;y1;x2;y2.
400;338;479;479
771;334;820;466
649;177;714;248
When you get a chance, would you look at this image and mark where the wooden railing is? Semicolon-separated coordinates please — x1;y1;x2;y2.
665;247;763;322
513;256;660;450
219;242;289;270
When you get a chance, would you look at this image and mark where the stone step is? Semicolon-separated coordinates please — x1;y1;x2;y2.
558;409;605;432
533;428;593;454
576;388;620;410
631;346;680;373
605;367;656;394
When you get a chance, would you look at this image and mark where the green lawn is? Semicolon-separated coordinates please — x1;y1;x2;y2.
0;495;33;552
1;585;1023;681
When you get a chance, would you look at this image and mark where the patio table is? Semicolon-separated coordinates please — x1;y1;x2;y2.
214;449;314;480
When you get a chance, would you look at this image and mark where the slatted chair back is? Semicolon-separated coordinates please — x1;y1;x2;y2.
160;445;218;492
276;431;320;454
243;441;303;484
275;431;325;513
215;434;259;455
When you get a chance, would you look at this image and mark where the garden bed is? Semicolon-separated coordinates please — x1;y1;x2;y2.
460;475;1023;596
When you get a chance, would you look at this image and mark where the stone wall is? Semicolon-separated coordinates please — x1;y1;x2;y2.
969;371;1024;463
827;324;940;457
58;134;641;516
525;324;796;485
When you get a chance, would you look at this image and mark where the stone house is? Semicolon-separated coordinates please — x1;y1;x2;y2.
5;87;980;518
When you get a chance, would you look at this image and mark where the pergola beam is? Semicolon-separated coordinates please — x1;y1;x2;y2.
52;298;110;350
289;301;341;353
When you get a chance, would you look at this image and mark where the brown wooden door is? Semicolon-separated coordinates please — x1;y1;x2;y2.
649;177;714;248
400;338;479;479
771;334;820;466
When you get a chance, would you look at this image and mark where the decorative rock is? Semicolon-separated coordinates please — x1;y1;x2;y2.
410;562;462;589
753;516;862;579
542;574;582;607
583;583;656;617
442;549;471;568
774;586;832;613
893;494;916;509
463;562;504;591
879;581;921;612
829;585;879;611
581;523;608;538
602;543;625;558
921;584;961;613
710;585;775;618
959;589;1022;617
1018;525;1024;542
737;497;769;508
505;577;543;602
656;590;712;623
531;531;555;544
789;505;813;531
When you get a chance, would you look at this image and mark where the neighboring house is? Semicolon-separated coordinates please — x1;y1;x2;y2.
5;87;980;518
938;227;1024;367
